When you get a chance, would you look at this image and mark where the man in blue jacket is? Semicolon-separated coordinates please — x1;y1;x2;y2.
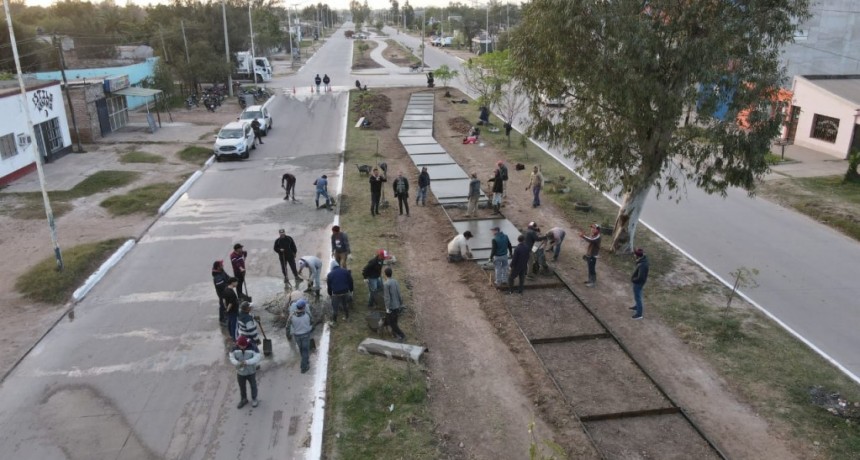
326;260;354;324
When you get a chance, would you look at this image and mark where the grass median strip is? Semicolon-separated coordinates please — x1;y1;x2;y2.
1;170;140;219
324;90;438;458
758;175;860;242
177;146;212;165
15;238;128;304
120;151;164;164
442;89;860;458
100;182;181;216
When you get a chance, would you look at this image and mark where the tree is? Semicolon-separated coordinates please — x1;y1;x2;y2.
511;0;810;253
845;149;860;183
434;64;458;97
461;50;513;110
496;81;527;147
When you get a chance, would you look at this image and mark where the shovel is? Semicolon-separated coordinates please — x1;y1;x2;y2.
254;315;273;357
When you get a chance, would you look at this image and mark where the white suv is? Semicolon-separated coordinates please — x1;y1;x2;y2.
214;121;255;160
239;105;272;136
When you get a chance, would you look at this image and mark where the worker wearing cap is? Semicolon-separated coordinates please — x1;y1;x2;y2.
289;299;313;373
230;243;249;300
229;335;262;408
236;301;260;351
580;222;602;287
447;231;474;262
361;249;387;307
297;255;323;295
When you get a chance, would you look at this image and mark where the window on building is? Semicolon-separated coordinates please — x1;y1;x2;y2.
44;118;63;152
106;96;128;131
0;133;17;160
811;114;839;143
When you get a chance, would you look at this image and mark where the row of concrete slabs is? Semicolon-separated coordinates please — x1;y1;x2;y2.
399;92;521;261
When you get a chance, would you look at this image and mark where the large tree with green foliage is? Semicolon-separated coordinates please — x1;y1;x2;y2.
511;0;810;253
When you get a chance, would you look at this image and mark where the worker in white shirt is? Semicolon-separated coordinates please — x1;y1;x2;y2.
447;231;474;262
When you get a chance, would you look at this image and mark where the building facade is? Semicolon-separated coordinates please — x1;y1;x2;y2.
788;75;860;159
0;80;72;186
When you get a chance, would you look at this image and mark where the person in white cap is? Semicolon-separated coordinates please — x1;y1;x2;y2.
289;299;313;373
297;255;323;295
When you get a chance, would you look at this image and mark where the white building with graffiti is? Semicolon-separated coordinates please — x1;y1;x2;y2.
0;79;72;186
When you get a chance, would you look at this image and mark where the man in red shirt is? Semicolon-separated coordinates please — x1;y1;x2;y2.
230;243;250;300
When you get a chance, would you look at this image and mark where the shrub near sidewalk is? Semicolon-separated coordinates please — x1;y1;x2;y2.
15;238;128;304
323;90;438;458
444;92;860;458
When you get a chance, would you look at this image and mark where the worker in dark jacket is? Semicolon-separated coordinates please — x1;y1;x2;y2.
327;260;354;323
361;249;386;307
274;229;301;285
223;278;240;340
212;260;231;327
230;243;249;300
630;248;650;320
416;167;430;206
369;167;387;216
508;235;531;294
488;166;504;214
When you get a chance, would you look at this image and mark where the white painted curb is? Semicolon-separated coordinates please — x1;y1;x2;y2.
307;324;331;459
159;170;203;215
72;239;135;303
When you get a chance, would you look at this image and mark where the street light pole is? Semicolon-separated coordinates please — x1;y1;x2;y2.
3;0;63;271
248;2;256;82
485;4;489;54
222;0;233;96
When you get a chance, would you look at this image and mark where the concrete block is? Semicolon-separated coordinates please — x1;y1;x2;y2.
358;338;427;363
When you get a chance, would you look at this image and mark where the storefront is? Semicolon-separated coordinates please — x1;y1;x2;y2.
789;75;860;159
0;79;72;186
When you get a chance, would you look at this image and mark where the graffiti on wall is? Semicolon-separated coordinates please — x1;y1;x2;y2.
32;89;54;117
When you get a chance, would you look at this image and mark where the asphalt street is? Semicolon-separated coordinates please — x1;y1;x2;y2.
0;26;351;460
380;27;860;382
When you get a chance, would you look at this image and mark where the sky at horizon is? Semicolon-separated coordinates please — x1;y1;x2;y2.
19;0;518;10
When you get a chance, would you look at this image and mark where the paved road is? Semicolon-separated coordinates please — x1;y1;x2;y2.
380;27;860;382
0;28;350;460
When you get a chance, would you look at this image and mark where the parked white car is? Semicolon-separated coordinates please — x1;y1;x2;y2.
239;105;272;136
214;121;255;160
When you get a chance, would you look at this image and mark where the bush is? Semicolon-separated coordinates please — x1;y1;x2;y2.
15;239;128;304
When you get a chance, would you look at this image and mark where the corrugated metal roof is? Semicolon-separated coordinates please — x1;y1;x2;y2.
802;76;860;106
112;87;162;97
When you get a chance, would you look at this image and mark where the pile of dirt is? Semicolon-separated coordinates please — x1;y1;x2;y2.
353;92;391;130
447;116;472;134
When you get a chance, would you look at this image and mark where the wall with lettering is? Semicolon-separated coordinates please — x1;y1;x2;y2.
0;82;69;181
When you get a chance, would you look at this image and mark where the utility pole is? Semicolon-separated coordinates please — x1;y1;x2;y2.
54;36;83;153
158;26;168;63
287;7;294;59
181;20;190;63
248;2;256;82
485;4;489;54
222;0;233;96
4;0;64;271
507;2;509;31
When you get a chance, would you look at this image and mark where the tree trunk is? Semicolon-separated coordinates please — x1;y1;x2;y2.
611;181;654;254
